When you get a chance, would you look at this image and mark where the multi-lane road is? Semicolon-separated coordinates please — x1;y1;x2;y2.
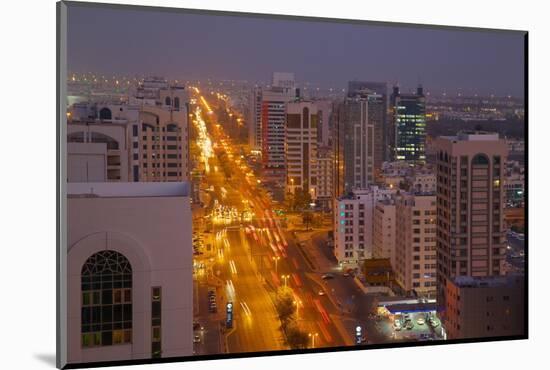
191;92;365;354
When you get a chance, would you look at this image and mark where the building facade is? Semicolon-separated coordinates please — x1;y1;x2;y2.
248;86;263;151
261;86;295;182
434;132;509;328
390;85;426;163
67;102;138;182
373;199;396;266
347;81;388;169
66;182;193;364
394;193;437;297
67;77;189;184
334;95;376;196
285;101;318;199
316;145;334;210
443;275;525;339
334;187;396;267
132;78;189;182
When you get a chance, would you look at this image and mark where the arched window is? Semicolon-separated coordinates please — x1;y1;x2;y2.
99;107;112;120
173;97;180;109
90;132;119;150
472;154;489;165
81;250;132;347
165;97;171;106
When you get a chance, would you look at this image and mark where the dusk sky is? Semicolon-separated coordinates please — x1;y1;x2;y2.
68;4;526;96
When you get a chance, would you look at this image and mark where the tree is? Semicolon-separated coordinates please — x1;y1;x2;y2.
285;321;309;349
294;188;312;210
275;287;295;326
302;211;313;230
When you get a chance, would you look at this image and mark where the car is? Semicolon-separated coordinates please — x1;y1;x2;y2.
318;290;326;296
193;335;201;343
193;321;203;331
343;272;350;277
321;274;335;280
405;321;414;330
419;333;430;340
416;317;425;325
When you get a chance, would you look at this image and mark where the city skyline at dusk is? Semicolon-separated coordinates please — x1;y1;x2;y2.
59;2;526;368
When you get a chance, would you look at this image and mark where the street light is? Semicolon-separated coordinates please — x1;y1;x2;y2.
281;274;290;287
308;332;318;348
272;256;280;274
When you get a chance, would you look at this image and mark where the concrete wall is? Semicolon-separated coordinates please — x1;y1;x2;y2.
67;194;193;364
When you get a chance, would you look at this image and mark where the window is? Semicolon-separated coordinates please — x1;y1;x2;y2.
165;97;171;106
81;251;132;348
99;107;112;120
472;154;489;165
152;287;162;358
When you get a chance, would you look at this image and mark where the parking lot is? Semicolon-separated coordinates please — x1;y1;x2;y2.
374;306;444;342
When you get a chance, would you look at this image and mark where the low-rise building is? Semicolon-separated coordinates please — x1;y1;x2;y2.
443;275;525;340
394;193;437;298
373;199;396;265
334;186;396;267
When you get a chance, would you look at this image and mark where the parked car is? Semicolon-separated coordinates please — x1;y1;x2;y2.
405;321;414;330
321;274;334;280
416;317;426;325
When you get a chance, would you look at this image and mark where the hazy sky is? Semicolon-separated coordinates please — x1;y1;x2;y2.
67;4;526;96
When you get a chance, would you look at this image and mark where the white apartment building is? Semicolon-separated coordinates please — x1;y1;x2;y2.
67;182;193;364
334;186;396;267
67;102;139;182
394;193;438;297
285;101;318;199
67;77;190;184
261;80;295;181
373;199;396;266
411;172;437;193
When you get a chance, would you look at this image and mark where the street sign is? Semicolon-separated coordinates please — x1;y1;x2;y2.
355;325;362;344
226;302;233;328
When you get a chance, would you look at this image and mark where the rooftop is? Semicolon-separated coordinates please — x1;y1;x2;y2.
453;274;524;288
443;131;500;142
68;182;190;198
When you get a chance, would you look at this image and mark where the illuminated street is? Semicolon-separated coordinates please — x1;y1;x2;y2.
191;92;362;353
